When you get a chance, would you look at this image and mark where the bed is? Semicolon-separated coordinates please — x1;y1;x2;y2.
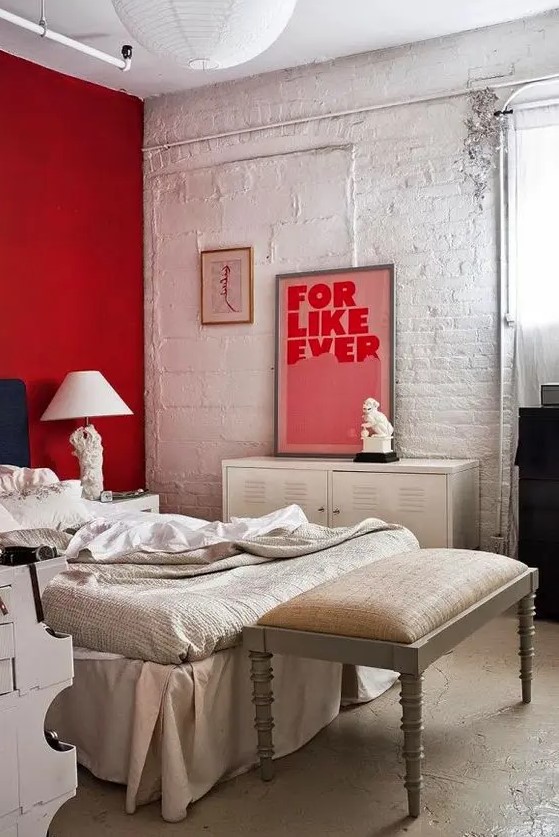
0;379;418;822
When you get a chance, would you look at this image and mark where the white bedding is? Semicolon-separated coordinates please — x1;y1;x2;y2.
0;481;92;530
43;515;418;663
48;646;397;822
0;503;20;532
1;506;416;822
64;504;307;560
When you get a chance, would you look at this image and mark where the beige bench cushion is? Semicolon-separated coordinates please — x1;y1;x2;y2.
258;549;529;644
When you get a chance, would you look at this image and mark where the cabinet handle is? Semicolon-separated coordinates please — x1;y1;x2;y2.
318;506;325;512
333;508;340;515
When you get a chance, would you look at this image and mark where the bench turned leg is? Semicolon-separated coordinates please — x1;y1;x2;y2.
399;673;424;818
250;651;275;781
518;593;536;704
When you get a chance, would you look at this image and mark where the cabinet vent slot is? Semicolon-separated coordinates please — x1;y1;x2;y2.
398;487;425;513
351;486;378;511
283;481;309;505
242;479;267;504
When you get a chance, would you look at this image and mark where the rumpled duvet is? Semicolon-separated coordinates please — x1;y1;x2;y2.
1;509;419;664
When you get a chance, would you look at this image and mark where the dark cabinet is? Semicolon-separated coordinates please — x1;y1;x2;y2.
516;407;559;620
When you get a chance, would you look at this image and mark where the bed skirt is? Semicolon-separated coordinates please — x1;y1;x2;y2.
47;647;396;822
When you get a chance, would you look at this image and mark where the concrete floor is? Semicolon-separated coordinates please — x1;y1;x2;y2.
52;614;559;837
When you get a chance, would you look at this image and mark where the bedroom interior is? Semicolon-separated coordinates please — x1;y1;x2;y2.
0;1;558;836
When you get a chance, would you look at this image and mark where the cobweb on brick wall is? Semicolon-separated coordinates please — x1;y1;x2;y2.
463;88;500;206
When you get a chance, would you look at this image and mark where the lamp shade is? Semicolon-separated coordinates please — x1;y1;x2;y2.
41;371;133;422
111;0;298;70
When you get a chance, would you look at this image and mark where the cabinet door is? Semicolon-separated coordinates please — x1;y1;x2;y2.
226;468;328;524
331;471;448;547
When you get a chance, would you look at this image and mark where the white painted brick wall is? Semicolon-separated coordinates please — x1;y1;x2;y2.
144;11;559;544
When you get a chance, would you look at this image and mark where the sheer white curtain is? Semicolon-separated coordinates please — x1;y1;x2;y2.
508;103;559;552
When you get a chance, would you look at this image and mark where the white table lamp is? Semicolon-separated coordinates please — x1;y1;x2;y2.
41;371;133;499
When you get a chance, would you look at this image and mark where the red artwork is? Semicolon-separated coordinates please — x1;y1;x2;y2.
275;265;394;456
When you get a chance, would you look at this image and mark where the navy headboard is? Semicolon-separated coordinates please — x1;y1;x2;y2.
0;379;31;467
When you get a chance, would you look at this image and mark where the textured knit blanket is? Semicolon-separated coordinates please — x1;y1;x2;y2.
0;521;418;664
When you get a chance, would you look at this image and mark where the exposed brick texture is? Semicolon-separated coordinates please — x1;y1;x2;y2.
144;11;559;544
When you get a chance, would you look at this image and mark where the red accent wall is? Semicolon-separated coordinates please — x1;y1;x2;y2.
0;51;144;490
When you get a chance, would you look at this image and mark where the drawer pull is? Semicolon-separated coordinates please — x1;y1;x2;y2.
0;596;8;616
333;508;340;515
45;729;68;752
318;506;325;512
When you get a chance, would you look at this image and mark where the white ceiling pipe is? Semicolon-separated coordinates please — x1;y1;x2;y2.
143;69;559;153
0;7;132;71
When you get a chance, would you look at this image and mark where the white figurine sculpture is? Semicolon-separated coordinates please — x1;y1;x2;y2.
360;397;394;440
69;424;104;500
355;397;398;462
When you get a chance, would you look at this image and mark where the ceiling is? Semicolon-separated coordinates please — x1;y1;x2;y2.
1;0;558;99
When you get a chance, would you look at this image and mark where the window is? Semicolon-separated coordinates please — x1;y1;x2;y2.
509;103;559;405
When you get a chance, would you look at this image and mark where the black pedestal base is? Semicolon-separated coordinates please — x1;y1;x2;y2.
353;451;400;463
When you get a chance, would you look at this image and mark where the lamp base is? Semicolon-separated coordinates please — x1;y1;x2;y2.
69;424;104;500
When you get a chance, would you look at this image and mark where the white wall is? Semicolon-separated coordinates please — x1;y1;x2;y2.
144;10;559;544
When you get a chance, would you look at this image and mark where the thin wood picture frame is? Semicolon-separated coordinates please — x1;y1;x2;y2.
200;246;254;325
274;264;395;457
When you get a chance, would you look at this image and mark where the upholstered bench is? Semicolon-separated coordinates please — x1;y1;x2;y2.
243;549;538;818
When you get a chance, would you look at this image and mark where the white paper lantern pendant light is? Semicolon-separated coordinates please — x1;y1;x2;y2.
112;0;298;71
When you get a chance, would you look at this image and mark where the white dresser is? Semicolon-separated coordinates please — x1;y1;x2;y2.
222;457;480;549
0;557;77;837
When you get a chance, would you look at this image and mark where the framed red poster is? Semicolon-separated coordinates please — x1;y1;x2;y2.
274;265;395;457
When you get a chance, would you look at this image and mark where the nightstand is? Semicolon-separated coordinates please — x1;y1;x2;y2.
84;493;160;516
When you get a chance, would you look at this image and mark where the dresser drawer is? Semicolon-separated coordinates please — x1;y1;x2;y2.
0;625;15;695
0;659;14;695
0;711;18;818
519;480;559;542
0;587;12;624
18;685;78;811
0;624;14;660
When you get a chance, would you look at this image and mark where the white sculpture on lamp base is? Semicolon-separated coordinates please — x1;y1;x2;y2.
69;424;104;500
355;397;399;463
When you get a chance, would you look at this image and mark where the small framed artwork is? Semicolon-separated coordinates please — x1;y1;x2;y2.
275;264;395;457
200;246;254;325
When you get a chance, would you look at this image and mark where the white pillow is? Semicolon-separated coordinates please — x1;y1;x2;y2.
0;483;92;531
0;465;59;495
0;504;22;533
59;480;83;497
